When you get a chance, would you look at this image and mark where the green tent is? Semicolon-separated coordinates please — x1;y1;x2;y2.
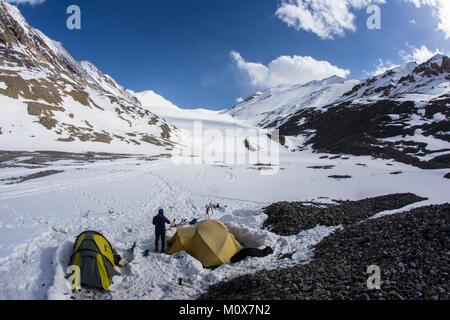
70;231;117;291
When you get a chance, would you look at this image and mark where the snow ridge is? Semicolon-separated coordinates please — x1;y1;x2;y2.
228;76;360;128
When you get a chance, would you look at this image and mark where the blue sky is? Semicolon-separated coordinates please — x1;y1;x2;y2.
8;0;450;110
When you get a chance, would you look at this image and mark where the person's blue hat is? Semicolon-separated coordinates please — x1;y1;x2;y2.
158;208;164;215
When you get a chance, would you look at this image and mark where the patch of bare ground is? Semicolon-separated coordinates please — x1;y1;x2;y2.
1;170;63;184
307;165;335;169
328;175;352;180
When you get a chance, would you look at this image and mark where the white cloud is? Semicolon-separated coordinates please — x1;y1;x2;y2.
365;58;400;77
365;44;447;77
399;44;443;64
409;19;417;24
276;0;449;40
275;0;385;40
403;0;450;39
4;0;46;5
231;50;350;89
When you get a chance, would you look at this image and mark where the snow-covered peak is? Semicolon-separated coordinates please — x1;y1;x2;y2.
413;54;450;75
386;62;417;79
1;2;136;103
229;76;359;128
340;54;450;104
1;2;77;72
228;77;359;127
427;54;446;65
135;90;179;110
0;2;180;152
315;75;346;86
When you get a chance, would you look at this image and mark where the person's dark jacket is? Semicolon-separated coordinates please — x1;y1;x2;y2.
153;215;171;233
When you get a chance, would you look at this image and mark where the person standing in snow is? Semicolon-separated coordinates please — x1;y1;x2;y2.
153;208;171;253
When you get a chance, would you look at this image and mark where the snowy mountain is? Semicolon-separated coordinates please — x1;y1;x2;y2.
230;55;450;169
0;1;178;153
338;54;449;103
133;90;180;110
228;76;360;129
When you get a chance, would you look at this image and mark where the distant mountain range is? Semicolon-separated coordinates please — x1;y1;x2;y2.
229;55;450;168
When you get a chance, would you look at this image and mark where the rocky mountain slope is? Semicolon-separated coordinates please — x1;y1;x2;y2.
0;2;178;153
229;55;450;168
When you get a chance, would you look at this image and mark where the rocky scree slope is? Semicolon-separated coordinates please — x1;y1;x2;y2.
200;196;449;300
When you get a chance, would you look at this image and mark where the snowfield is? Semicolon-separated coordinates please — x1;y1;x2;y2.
0;108;449;300
0;1;448;301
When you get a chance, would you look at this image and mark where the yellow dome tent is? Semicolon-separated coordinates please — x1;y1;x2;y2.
167;220;243;268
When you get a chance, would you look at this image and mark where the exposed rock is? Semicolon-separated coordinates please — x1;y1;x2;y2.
279;97;450;169
262;193;426;236
328;175;352;179
200;202;449;300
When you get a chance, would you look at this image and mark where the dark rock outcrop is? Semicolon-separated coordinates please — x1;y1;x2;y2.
262;193;427;236
200;202;449;300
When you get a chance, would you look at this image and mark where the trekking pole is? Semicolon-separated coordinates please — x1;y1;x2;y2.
168;219;176;231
